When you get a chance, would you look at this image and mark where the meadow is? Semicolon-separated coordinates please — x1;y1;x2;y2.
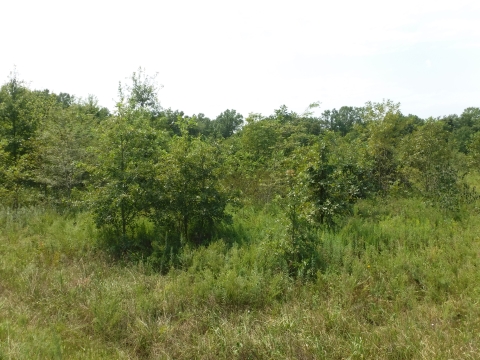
2;72;480;359
1;196;479;359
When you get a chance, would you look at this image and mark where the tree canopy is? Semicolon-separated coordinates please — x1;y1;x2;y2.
1;69;479;266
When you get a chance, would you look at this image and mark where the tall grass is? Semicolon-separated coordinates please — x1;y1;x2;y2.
1;198;480;359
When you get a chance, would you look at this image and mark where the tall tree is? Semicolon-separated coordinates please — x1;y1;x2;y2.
306;132;369;226
398;120;466;210
121;67;163;118
34;105;95;207
360;100;417;194
213;109;243;138
468;131;480;177
0;70;51;208
90;76;163;248
153;120;230;244
320;106;363;135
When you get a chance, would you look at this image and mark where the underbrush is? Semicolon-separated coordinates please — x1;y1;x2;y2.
1;198;480;359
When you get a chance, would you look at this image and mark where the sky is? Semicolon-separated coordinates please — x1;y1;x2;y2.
1;0;479;119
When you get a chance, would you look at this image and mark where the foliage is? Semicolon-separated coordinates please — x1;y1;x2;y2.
0;71;38;162
2;65;480;358
213;109;244;138
441;107;480;153
0;70;56;208
320;105;363;135
306;133;371;227
360;101;421;194
1;67;479;289
152;121;231;245
280;168;321;278
34;105;95;208
398;120;475;212
469;131;480;169
2;195;480;358
154;108;184;135
89;101;161;249
120;67;163;117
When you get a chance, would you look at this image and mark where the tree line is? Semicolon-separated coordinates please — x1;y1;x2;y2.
1;68;479;273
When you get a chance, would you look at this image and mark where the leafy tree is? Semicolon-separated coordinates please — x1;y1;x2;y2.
0;71;36;165
469;131;480;170
155;108;184;135
0;70;54;208
271;105;297;124
89;69;170;252
121;67;163;117
461;107;480;133
239;114;280;163
56;92;75;108
226;106;321;206
306;134;369;227
76;95;110;121
90;96;162;249
194;113;214;137
153;121;230;245
174;113;214;138
34;105;95;208
362;99;401;123
359;100;421;194
213;109;243;138
320;106;363;135
0;137;8;198
398;120;468;210
228;114;284;205
441;108;480;153
281;168;319;278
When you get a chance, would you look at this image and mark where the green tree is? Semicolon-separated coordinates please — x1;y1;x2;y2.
56;92;75;108
306;134;368;227
0;71;34;164
89;69;168;251
0;70;53;208
469;131;480;170
194;113;214;137
320;106;363;135
360;100;421;194
239;114;280;163
90;98;162;249
441;108;480;154
34;105;95;208
213;109;243;138
231;114;283;205
122;67;163;117
76;95;110;122
275;167;319;278
155;108;184;135
154;120;230;245
398;120;466;210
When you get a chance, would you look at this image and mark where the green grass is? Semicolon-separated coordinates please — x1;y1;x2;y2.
1;199;480;359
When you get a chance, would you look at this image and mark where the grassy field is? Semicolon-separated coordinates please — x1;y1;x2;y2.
1;198;480;359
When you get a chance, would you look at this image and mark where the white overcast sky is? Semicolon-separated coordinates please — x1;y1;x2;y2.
1;0;479;119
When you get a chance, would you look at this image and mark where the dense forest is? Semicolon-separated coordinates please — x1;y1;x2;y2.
1;69;480;359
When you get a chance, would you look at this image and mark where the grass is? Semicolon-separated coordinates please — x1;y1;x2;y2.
1;198;480;359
